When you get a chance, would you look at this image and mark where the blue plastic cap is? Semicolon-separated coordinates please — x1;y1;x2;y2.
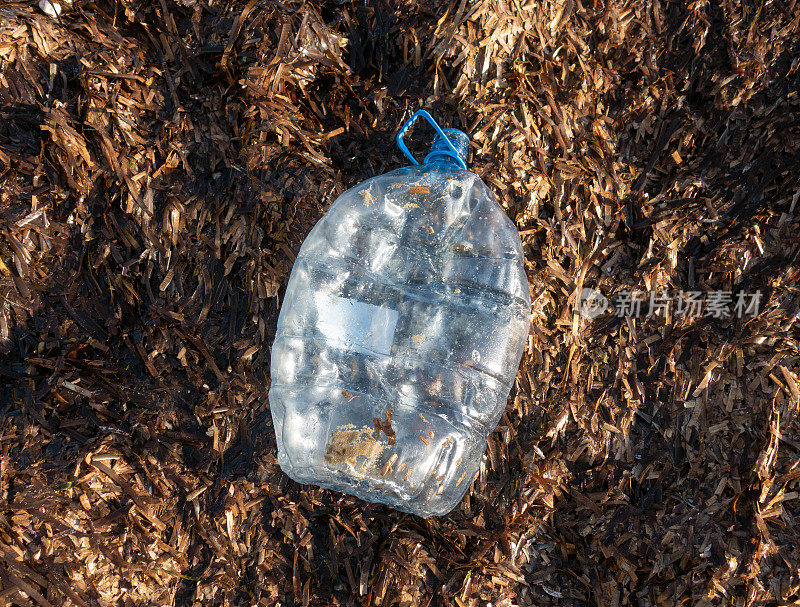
424;128;469;167
396;110;469;170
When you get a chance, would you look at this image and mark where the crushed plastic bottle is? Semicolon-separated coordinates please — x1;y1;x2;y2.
269;110;531;516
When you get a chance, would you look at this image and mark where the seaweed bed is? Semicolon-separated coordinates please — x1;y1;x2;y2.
1;0;799;605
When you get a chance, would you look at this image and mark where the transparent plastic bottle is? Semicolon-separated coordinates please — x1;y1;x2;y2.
269;111;531;516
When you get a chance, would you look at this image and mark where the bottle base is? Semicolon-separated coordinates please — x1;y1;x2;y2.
278;458;470;517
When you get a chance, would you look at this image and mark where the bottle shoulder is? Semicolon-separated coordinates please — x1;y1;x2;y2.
299;165;530;305
328;166;520;243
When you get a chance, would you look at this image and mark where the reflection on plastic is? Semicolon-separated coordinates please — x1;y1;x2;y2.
314;293;398;356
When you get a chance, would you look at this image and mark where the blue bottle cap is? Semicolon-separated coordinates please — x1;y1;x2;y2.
424;128;469;167
396;110;469;170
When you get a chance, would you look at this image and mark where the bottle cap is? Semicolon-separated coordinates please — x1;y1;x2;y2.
396;110;469;170
424;128;469;167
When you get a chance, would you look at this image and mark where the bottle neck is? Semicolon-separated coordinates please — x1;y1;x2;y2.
423;128;469;169
423;155;466;169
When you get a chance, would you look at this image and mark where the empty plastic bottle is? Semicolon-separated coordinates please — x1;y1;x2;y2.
269;110;531;516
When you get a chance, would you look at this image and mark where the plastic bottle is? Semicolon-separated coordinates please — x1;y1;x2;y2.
269;110;531;516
